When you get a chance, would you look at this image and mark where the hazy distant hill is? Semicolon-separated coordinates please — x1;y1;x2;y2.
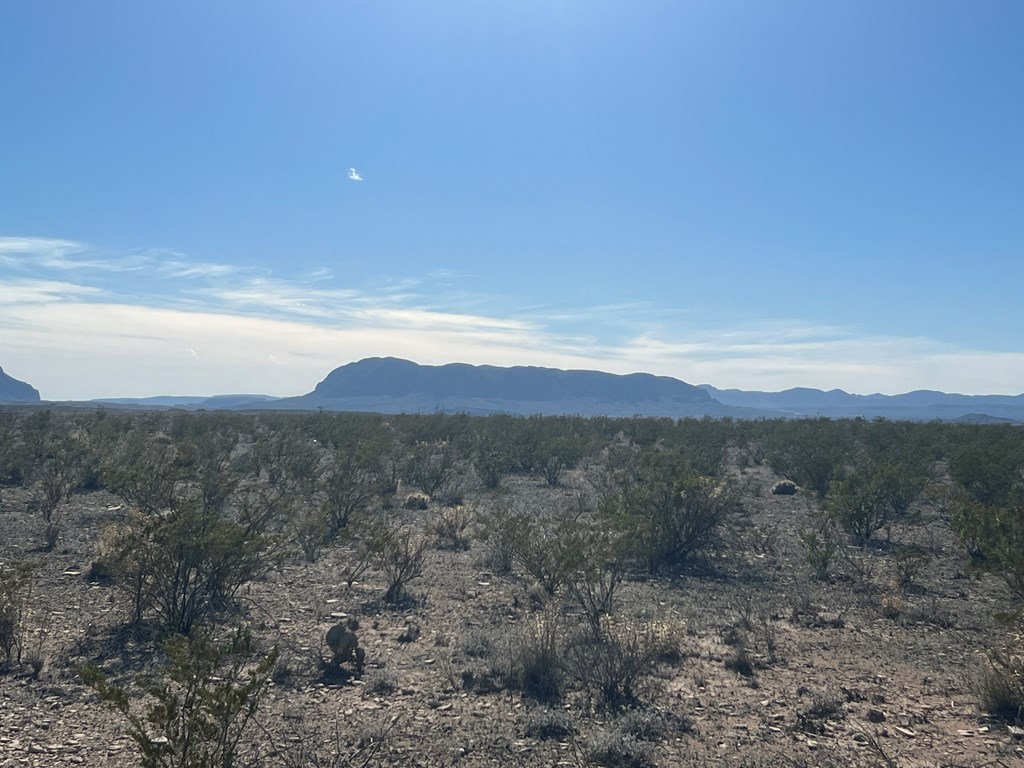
0;367;41;403
93;394;280;409
699;385;1024;423
267;357;765;418
37;357;1024;422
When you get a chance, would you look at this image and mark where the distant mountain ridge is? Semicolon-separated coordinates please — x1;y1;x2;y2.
5;357;1024;422
698;385;1024;422
271;357;757;418
0;367;41;403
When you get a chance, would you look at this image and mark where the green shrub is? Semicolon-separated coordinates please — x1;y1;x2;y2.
603;469;741;573
102;503;269;634
80;628;278;768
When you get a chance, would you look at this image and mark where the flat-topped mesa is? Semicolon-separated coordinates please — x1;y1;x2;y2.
0;367;41;403
311;357;713;405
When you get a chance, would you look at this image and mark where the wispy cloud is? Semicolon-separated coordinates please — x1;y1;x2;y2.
347;168;363;182
2;236;1024;399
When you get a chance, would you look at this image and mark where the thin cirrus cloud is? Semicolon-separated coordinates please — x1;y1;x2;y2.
1;236;1023;399
347;168;363;182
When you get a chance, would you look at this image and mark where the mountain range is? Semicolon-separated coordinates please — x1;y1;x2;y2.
3;357;1023;423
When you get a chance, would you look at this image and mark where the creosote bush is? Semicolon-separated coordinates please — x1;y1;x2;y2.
80;628;278;768
99;503;270;634
376;523;429;604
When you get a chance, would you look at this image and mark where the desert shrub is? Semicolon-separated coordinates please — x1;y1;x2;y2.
0;563;32;668
431;504;473;551
893;545;931;590
973;648;1024;724
796;689;846;734
569;560;624;641
320;451;384;539
562;619;681;711
724;644;755;678
481;504;589;595
508;613;564;703
375;523;429;603
404;441;458;499
954;502;1024;600
534;436;585;487
523;708;576;740
102;504;270;634
290;504;331;563
585;732;657;768
827;461;925;543
103;434;180;514
766;420;849;498
23;422;85;551
799;521;839;580
474;442;513;489
603;465;742;574
613;709;692;742
80;628;278;768
949;438;1024;506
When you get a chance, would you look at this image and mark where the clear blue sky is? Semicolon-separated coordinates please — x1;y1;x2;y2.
2;1;1022;399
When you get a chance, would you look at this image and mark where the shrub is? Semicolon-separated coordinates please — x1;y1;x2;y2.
585;733;656;768
562;619;681;711
102;504;269;634
0;563;32;667
954;502;1024;600
508;613;564;704
799;522;839;580
80;628;278;768
375;524;429;604
827;461;925;544
603;470;742;574
523;708;576;740
432;504;473;551
973;648;1024;724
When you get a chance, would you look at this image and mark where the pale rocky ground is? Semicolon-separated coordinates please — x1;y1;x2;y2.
2;462;1023;767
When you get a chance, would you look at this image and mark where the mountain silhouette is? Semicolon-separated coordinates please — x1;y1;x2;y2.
0;367;41;404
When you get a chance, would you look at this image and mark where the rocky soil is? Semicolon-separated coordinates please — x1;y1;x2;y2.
2;461;1023;767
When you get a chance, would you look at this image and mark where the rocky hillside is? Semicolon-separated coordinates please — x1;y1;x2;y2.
0;367;40;403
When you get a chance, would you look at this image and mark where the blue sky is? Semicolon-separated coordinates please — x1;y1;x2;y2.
2;1;1022;399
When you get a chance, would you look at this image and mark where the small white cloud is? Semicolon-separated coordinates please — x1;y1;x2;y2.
347;168;363;182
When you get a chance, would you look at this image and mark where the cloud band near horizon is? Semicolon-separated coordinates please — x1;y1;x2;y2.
1;236;1022;400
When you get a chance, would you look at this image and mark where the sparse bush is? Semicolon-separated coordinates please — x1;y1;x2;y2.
0;563;32;668
405;441;458;499
954;502;1024;599
893;545;931;590
796;689;846;734
724;644;755;678
523;708;576;741
800;522;839;580
508;612;564;703
80;628;278;768
562;619;681;711
432;504;473;551
973;648;1024;724
585;732;657;768
376;523;429;603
